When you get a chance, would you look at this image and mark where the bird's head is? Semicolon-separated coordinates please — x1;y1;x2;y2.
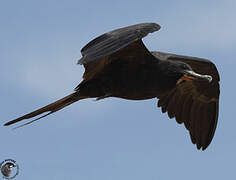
161;60;212;84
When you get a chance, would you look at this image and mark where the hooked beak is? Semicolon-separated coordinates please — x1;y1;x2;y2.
183;70;212;82
177;70;212;84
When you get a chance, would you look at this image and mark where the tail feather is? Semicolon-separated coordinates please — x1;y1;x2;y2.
4;92;86;127
12;111;54;129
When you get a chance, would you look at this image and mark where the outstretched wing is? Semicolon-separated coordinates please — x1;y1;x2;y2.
77;23;160;82
153;51;220;150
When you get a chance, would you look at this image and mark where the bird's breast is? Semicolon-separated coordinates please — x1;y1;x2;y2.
106;64;175;100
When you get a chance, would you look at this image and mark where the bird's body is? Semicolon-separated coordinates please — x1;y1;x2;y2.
78;53;176;100
4;23;220;150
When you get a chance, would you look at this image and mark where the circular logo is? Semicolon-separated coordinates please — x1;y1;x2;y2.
0;159;19;179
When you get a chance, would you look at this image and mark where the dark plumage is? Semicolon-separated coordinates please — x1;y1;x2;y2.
4;23;220;150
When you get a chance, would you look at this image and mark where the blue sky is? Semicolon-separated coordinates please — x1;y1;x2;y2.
0;0;235;179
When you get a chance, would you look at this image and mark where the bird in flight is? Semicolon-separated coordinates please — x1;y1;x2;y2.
4;23;220;150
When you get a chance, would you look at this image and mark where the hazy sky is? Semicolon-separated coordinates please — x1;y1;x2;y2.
0;0;235;179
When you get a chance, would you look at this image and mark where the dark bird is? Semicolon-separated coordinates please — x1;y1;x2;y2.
4;23;220;150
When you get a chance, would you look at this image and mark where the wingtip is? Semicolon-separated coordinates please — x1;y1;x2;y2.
202;142;211;151
140;22;161;33
195;142;210;151
152;23;161;31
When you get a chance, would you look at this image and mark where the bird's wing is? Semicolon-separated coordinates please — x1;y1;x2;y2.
153;51;220;150
77;23;160;82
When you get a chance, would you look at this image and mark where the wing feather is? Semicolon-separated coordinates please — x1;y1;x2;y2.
182;95;193;130
78;23;160;64
167;91;179;119
200;104;207;146
155;52;220;150
77;23;160;84
189;101;198;144
175;94;185;124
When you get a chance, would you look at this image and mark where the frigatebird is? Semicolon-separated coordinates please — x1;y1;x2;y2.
4;23;220;150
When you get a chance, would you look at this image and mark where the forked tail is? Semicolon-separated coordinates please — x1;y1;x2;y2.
4;92;87;129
